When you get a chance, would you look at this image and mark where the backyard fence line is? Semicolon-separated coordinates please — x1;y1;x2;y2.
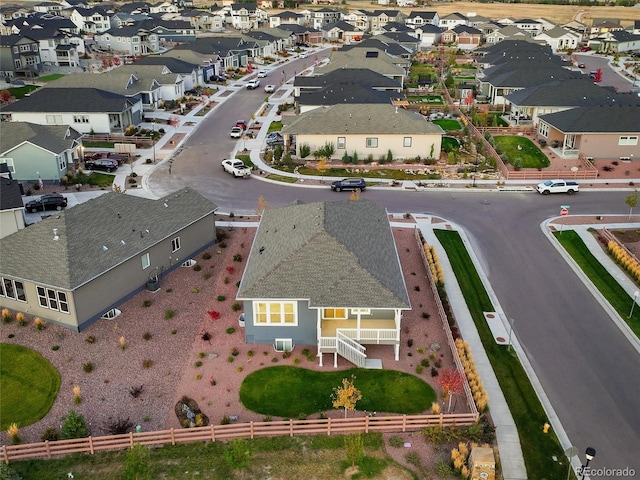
414;227;479;416
82;134;152;147
1;413;478;464
600;228;640;266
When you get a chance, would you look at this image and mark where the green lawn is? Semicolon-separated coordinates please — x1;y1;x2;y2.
240;366;435;417
406;95;444;104
10;433;402;480
554;231;640;338
494;136;550;169
268;121;282;133
441;136;460;153
0;344;60;429
434;230;569;480
38;74;65;82
69;172;115;187
6;85;38;99
433;119;462;131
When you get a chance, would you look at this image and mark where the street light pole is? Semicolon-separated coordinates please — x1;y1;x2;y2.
579;447;596;480
629;290;639;318
152;121;156;164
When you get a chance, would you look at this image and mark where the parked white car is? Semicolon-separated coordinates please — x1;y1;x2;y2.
264;85;276;93
221;159;251;178
229;126;243;138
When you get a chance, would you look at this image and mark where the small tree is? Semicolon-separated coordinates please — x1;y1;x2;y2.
626;190;638;219
317;158;328;182
223;438;252;470
61;409;89;439
332;375;362;418
256;196;268;217
122;443;151;480
300;143;311;158
439;369;465;413
344;433;364;467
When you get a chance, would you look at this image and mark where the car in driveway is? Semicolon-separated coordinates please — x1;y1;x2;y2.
235;120;248;130
84;158;119;172
257;70;267;78
25;194;68;213
266;132;284;146
580;46;592;52
264;84;275;93
331;178;366;192
246;79;260;89
230;126;244;138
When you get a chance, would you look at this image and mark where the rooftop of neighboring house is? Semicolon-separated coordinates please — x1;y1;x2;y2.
0;88;135;113
0;122;82;156
504;78;625;107
539;103;640;133
236;199;410;309
295;67;402;89
0;188;217;290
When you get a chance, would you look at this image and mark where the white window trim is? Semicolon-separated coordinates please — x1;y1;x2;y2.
141;252;150;269
403;137;412;147
171;236;181;253
351;308;371;315
366;137;378;148
323;308;348;319
1;277;26;302
253;301;297;325
618;136;638;146
337;136;346;149
274;338;294;352
37;285;69;313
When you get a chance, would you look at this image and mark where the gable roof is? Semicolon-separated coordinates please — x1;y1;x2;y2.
0;187;217;290
298;83;399;107
0;122;82;155
0;87;134;113
295;67;401;89
483;63;580;88
134;55;198;73
237;200;410;309
539;103;640;133
282;103;443;135
0;178;23;211
504;78;624;107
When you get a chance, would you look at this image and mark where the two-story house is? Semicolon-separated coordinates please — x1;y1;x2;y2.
69;7;111;34
95;24;159;55
438;13;467;30
0;34;41;79
269;10;304;29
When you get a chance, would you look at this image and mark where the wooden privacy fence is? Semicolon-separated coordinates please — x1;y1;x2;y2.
82;134;152;147
1;413;478;464
414;227;479;416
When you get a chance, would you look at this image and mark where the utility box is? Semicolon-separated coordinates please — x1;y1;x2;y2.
469;446;495;480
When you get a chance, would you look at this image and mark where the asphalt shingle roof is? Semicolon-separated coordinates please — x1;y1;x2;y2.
237;200;410;309
0;88;133;113
295;68;401;89
0;123;82;155
0;187;217;290
281;103;443;135
539;103;640;133
298;84;399;107
504;78;622;107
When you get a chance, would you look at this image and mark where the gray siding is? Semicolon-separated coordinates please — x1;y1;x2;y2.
243;300;317;347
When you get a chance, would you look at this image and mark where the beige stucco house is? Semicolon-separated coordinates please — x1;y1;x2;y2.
282;103;443;162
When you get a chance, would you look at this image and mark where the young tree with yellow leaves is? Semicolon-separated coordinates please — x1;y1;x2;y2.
332;376;362;418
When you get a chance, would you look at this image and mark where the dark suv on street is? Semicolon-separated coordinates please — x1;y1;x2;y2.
85;158;119;172
25;194;68;213
330;178;366;192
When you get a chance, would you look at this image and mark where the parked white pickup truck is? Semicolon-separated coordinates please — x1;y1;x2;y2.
536;179;579;195
221;158;251;178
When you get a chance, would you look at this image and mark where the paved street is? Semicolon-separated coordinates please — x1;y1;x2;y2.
143;74;640;477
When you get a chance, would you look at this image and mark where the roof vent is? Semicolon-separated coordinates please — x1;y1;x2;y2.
259;246;265;254
102;245;108;251
164;202;168;208
121;240;126;245
53;228;59;241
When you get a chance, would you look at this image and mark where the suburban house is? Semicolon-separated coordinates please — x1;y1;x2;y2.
236;200;411;367
368;9;405;34
293;67;403;99
314;46;410;85
95;24;160;55
268;10;304;28
405;10;439;29
226;3;264;31
0;34;42;79
135;54;204;90
179;10;225;32
512;18;544;36
0;187;218;331
588;18;623;38
343;9;371;32
485;25;533;44
282;103;443;162
149;1;179;14
69;7;111;33
0;122;83;182
441;24;482;50
438;12;467;30
411;24;443;47
308;8;342;30
278;24;323;45
1;87;141;134
24;27;83;68
533;26;580;52
322;20;364;43
537;103;640;161
0;169;25;239
590;30;640;54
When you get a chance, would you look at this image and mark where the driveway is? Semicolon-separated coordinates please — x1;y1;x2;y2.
574;53;636;92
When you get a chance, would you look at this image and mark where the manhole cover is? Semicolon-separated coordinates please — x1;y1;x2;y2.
496;336;506;342
486;313;495;319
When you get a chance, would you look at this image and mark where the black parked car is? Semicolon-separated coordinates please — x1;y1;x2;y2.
85;158;119;172
331;178;366;192
25;194;67;213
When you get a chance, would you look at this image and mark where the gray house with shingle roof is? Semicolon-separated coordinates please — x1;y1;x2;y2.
0;169;25;239
0;187;218;331
237;200;410;367
0;122;83;182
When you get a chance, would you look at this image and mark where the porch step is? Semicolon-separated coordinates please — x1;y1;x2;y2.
364;358;382;369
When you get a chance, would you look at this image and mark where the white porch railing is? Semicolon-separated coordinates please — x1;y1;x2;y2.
337;331;367;368
319;337;337;351
339;328;399;344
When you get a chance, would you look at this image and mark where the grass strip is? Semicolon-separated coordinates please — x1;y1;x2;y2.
434;230;569;480
0;344;60;429
554;230;640;337
240;366;435;417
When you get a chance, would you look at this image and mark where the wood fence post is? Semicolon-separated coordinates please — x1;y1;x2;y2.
289;419;293;437
45;440;51;459
365;416;369;433
250;421;254;439
210;425;215;441
2;445;8;464
89;436;94;455
170;428;176;445
402;415;407;432
129;432;134;447
327;418;331;436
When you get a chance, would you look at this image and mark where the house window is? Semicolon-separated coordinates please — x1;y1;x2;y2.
366;138;378;148
1;278;26;302
141;253;150;269
403;137;412;147
274;338;293;352
619;136;638;146
46;115;63;125
37;286;69;313
73;115;89;123
538;122;549;138
171;237;181;253
58;156;66;171
254;301;297;325
351;308;371;315
0;159;15;174
323;308;347;319
337;137;346;149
